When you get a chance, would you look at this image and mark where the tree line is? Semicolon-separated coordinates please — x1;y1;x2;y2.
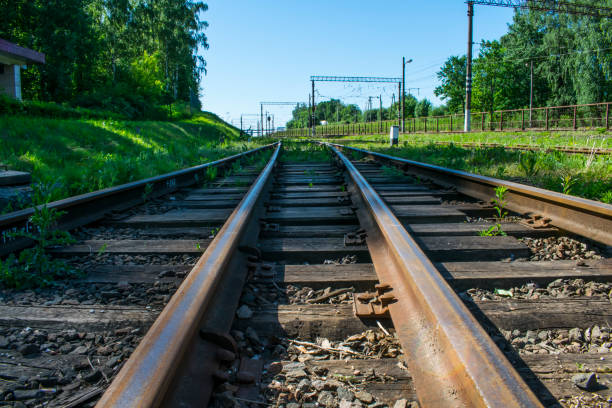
435;5;612;114
289;5;612;128
286;96;438;129
0;0;208;119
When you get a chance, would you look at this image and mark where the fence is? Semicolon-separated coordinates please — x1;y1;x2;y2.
272;102;611;138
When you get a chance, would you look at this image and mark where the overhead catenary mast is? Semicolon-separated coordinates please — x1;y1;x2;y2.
462;0;612;132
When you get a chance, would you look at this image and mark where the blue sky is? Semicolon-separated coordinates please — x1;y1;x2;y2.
199;1;515;128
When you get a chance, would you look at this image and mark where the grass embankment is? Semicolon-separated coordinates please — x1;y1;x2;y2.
312;137;611;203
323;130;612;150
0;112;263;212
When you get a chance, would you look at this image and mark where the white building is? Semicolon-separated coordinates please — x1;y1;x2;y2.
0;38;45;101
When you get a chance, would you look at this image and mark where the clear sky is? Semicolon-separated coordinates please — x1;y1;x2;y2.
199;1;516;128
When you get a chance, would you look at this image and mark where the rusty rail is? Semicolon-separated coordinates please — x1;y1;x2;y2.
96;142;281;407
0;143;278;256
328;143;543;407
328;143;612;246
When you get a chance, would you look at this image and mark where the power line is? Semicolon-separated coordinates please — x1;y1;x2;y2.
504;46;612;62
470;0;612;19
462;0;612;132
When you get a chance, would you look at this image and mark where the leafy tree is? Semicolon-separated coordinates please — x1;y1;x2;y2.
415;98;432;117
0;0;209;117
471;40;526;113
431;105;449;116
435;5;612;113
340;104;362;123
286;103;310;128
434;56;466;113
129;51;165;101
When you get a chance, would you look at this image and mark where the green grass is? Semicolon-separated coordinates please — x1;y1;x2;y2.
0;112;265;212
274;140;333;162
323;130;612;150
307;137;611;203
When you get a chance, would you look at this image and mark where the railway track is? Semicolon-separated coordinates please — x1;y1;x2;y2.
0;141;611;407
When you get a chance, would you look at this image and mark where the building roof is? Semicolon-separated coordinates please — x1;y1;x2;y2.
0;38;45;65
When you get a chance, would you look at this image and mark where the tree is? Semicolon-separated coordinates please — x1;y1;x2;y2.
340;104;362;123
434;56;466;114
0;0;209;115
286;104;309;128
415;99;432;117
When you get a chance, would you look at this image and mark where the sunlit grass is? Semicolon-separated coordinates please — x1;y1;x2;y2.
296;135;611;203
323;130;612;150
0;114;265;211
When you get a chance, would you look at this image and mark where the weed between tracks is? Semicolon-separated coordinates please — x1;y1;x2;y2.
275;140;333;163
479;186;509;237
0;184;79;288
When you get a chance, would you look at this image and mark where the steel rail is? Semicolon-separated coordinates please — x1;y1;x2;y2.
0;143;278;256
328;143;612;246
96;142;281;408
328;143;543;407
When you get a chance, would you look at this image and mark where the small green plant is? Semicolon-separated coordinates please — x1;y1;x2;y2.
332;374;359;384
308;182;313;188
495;165;506;179
519;152;540;179
208;227;221;238
478;223;507;237
206;166;218;182
96;243;108;256
381;165;405;179
142;182;154;202
480;185;509;237
560;174;577;195
492;186;508;220
0;184;78;288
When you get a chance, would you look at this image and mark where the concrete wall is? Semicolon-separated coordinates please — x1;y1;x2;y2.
0;64;21;100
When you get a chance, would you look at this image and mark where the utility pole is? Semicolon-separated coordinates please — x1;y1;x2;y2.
529;59;534;128
240;115;243;136
402;57;405;132
379;95;382;132
311;80;316;137
368;96;373;122
397;82;401;128
401;57;412;133
308;93;311;130
464;1;474;132
260;104;264;137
